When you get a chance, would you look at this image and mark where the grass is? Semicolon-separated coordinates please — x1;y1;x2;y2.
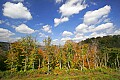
0;68;120;80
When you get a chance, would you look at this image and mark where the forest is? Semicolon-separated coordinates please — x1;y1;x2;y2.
0;35;120;80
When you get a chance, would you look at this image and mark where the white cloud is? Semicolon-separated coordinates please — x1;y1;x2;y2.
15;24;35;34
54;17;69;27
59;0;87;17
54;0;87;26
104;18;111;23
62;31;73;37
73;22;115;42
12;0;24;2
74;33;83;38
53;39;58;42
42;25;52;33
72;33;88;42
3;2;32;20
56;0;63;3
39;32;47;38
0;37;21;42
0;28;15;38
84;5;111;25
9;37;21;42
73;32;107;42
72;36;84;42
73;5;113;43
75;23;114;33
90;32;106;38
91;23;113;32
52;39;59;45
114;29;120;35
75;23;88;32
0;20;4;24
61;37;71;42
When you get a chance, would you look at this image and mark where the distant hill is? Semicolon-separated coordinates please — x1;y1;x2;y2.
80;35;120;48
0;42;10;51
0;35;120;52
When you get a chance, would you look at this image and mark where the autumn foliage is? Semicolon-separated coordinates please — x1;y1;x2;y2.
0;35;119;73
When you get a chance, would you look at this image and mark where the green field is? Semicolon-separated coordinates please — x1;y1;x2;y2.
0;68;120;80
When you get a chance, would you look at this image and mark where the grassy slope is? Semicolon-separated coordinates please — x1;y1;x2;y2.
0;68;120;80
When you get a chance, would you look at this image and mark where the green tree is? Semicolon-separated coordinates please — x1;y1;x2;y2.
43;37;52;74
5;36;38;71
64;40;75;69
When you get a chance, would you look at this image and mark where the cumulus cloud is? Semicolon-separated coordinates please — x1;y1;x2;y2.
54;0;87;26
75;23;114;33
0;28;15;38
54;17;69;27
74;33;83;38
61;37;71;42
91;23;114;32
42;25;52;33
84;5;111;25
90;32;106;38
15;24;35;34
114;29;120;35
104;18;111;23
73;32;107;42
72;5;114;43
3;2;32;20
52;39;59;45
73;22;115;42
59;0;87;17
75;23;88;33
72;33;89;42
62;31;73;37
0;28;15;42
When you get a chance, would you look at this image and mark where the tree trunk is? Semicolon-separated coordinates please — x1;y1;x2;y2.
32;62;34;70
68;61;70;69
48;55;50;74
24;58;27;71
100;59;102;68
104;54;107;67
86;54;90;69
94;54;98;69
59;59;62;69
115;59;117;69
24;56;28;71
79;64;82;71
11;61;13;71
38;58;41;68
43;58;44;67
82;55;84;68
117;54;119;69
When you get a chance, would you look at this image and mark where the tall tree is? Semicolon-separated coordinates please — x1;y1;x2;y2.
64;40;75;69
43;37;52;74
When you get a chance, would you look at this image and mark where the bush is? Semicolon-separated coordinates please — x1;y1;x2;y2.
39;67;48;74
0;71;4;79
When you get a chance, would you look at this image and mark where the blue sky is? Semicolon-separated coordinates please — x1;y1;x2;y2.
0;0;120;45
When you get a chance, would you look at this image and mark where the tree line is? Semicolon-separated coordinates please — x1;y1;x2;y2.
0;35;120;73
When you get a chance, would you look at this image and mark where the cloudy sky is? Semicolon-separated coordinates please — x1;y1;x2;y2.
0;0;120;45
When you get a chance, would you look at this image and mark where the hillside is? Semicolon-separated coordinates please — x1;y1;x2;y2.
81;35;120;48
0;35;120;80
0;42;10;51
